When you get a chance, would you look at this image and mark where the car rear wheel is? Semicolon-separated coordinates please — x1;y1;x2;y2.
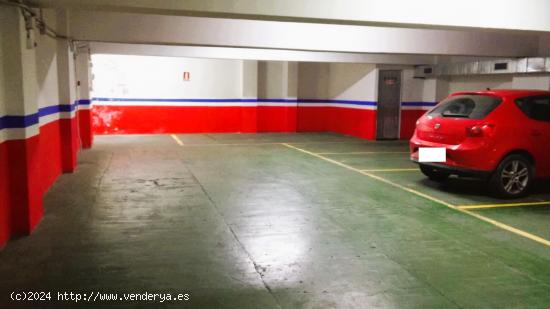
420;165;450;182
489;154;533;198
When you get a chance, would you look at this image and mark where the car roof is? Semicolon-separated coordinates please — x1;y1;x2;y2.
452;89;550;98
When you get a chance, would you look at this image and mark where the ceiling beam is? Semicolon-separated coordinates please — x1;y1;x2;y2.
69;10;540;57
90;42;443;65
33;0;550;33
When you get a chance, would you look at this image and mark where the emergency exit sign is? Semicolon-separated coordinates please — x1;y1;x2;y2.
183;72;190;81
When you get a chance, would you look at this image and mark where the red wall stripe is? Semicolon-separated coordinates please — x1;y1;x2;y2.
400;110;427;140
257;106;297;132
6;135;43;236
60;118;80;173
39;121;63;196
0;115;83;247
92;105;378;138
0;142;9;247
78;110;94;148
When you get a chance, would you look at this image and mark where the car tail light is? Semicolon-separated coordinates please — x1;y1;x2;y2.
466;124;494;137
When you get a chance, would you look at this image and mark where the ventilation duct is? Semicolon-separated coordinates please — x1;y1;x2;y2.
414;57;550;78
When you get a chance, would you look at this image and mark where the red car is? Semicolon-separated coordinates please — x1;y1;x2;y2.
410;89;550;198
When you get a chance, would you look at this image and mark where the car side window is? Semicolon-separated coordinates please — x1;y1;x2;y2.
429;95;501;119
441;99;475;117
515;96;550;122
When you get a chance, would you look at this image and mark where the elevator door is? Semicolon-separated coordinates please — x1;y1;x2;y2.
376;70;401;140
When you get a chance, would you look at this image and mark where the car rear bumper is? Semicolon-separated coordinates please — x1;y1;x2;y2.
412;161;491;178
409;134;496;177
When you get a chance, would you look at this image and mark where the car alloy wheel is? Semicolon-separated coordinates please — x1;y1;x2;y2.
500;160;529;195
489;154;533;198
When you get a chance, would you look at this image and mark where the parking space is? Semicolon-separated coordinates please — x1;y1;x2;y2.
279;136;550;248
166;133;550;247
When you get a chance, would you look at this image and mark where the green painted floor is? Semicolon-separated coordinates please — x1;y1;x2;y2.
1;133;549;308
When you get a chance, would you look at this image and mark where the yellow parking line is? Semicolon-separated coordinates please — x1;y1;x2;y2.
181;142;285;146
282;143;550;247
177;141;393;147
361;168;418;172
171;134;184;146
317;151;409;155
457;201;550;210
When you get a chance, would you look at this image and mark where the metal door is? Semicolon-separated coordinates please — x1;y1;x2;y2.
376;70;402;140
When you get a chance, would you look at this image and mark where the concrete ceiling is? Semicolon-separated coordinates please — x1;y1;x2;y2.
30;0;550;32
66;10;542;58
25;0;550;63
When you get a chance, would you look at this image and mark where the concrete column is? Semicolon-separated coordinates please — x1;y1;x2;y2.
242;60;258;99
76;45;93;148
283;62;298;99
241;60;258;132
56;10;79;172
257;61;297;132
0;7;43;239
282;61;298;132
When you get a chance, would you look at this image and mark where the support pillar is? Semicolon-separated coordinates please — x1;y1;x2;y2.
241;60;258;133
56;10;79;172
1;7;43;239
76;45;93;148
257;61;298;132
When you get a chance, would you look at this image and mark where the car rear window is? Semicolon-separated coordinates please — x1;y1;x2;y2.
515;95;550;122
428;95;501;119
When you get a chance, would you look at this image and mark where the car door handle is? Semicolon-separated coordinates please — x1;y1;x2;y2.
531;129;542;137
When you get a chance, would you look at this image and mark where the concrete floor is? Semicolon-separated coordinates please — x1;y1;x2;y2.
1;133;549;308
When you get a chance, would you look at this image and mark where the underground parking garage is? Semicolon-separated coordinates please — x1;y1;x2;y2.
1;0;550;307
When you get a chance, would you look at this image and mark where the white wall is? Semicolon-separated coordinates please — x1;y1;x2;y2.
297;63;329;99
328;63;377;101
242;60;257;99
512;75;550;90
447;75;513;93
91;55;244;99
0;10;5;118
258;61;284;99
0;6;58;132
422;74;550;101
1;9;28;117
401;68;425;102
297;62;379;101
76;48;92;100
0;7;78;142
257;61;298;99
35;10;60;108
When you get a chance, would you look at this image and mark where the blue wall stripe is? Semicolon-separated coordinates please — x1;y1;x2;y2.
93;97;247;103
77;99;91;105
1;99;437;131
297;99;377;106
93;97;432;107
91;97;378;106
0;114;39;130
0;101;80;131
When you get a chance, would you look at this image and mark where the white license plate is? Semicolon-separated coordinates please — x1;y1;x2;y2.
418;147;446;162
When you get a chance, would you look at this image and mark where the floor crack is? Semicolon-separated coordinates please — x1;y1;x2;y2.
185;165;283;309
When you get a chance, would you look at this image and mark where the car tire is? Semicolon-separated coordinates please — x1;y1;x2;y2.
420;164;450;182
489;154;533;198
